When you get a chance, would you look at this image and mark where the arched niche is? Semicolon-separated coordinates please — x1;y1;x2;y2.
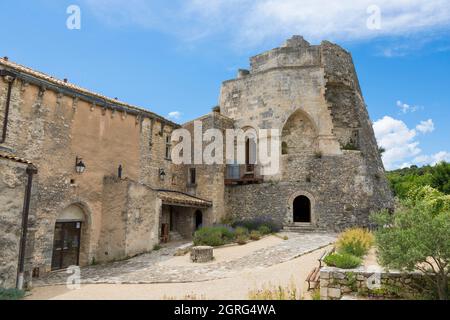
281;109;318;155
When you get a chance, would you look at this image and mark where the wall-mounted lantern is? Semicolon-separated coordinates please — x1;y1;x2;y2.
159;168;166;181
75;156;86;174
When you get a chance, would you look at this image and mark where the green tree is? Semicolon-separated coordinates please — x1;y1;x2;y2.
431;161;450;194
386;162;450;199
371;186;450;300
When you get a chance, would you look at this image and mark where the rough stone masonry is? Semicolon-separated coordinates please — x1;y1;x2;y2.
0;36;393;288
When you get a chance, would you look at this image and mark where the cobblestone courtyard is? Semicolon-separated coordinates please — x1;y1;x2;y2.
34;233;336;286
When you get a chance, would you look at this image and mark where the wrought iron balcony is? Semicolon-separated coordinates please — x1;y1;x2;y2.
225;164;263;185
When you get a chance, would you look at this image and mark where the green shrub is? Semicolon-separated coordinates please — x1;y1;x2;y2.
258;225;271;235
193;225;235;247
233;217;281;233
153;244;162;251
336;228;374;257
235;226;249;237
323;253;362;269
0;288;25;300
250;230;262;241
236;235;248;245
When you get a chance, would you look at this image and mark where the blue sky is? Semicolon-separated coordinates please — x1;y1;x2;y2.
1;0;449;170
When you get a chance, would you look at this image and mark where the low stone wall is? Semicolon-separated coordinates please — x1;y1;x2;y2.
320;266;426;300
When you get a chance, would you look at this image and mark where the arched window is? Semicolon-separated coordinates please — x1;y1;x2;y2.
293;196;311;223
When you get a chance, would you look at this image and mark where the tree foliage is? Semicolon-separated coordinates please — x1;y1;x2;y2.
386;161;450;199
371;186;450;300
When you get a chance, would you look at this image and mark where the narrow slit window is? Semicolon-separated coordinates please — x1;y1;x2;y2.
189;168;196;185
165;135;172;160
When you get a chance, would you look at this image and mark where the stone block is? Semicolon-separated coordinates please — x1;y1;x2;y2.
328;288;342;299
190;246;214;263
320;287;328;300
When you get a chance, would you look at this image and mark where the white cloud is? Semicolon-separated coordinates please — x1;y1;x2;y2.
413;151;450;166
373;116;421;170
416;119;435;134
396;100;420;114
373;116;445;170
82;0;450;47
167;111;182;120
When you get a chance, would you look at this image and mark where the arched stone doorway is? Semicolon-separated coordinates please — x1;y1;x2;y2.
51;204;88;270
293;195;311;223
195;210;203;230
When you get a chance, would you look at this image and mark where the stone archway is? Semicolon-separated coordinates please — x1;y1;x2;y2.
51;204;90;270
293;195;311;223
286;191;316;225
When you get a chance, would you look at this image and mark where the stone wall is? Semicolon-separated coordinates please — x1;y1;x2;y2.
225;151;388;230
320;266;428;300
0;157;28;288
97;177;160;263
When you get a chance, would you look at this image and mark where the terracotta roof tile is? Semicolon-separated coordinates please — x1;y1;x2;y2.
0;58;178;127
158;190;212;208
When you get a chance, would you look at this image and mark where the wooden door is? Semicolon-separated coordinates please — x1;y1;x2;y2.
51;222;82;270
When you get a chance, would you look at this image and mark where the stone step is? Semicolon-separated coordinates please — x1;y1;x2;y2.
283;224;328;233
169;231;184;242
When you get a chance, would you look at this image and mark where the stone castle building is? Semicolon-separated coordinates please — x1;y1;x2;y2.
0;36;393;289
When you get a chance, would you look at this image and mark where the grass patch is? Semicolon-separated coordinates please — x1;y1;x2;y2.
323;252;362;269
248;281;301;300
250;230;262;241
0;288;25;300
311;288;321;300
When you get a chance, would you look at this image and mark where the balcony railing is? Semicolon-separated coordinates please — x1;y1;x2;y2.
225;164;263;185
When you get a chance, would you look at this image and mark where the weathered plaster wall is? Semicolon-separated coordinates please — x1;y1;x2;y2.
182;112;235;224
124;181;160;257
0;62;180;273
98;177;160;263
